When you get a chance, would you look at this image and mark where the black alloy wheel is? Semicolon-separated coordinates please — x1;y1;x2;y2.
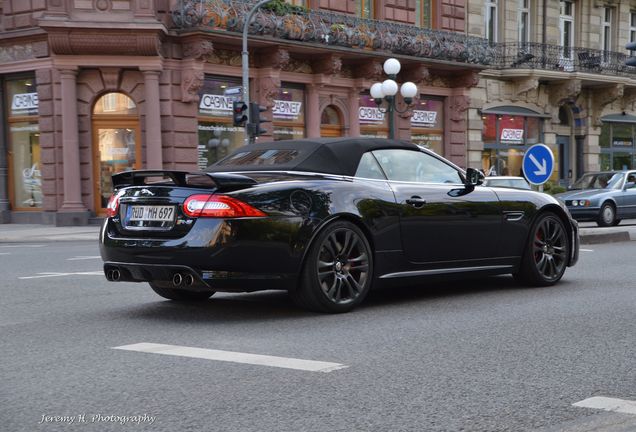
291;220;373;313
514;213;569;286
149;282;215;301
597;202;616;227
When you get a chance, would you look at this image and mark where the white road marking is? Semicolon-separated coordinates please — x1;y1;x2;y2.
67;256;101;261
19;271;103;280
0;252;10;255
113;342;348;373
580;248;594;252
0;244;45;248
573;397;636;415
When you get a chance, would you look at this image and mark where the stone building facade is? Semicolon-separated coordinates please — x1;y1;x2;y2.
467;0;636;185
0;0;485;225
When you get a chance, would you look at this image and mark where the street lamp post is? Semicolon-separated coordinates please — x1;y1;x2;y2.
369;58;418;140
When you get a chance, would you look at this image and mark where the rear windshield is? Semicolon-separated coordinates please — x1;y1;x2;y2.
214;149;300;167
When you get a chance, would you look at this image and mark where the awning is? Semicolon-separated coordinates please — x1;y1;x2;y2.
600;113;636;124
481;106;551;118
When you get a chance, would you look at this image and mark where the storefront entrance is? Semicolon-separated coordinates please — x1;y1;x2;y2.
320;105;343;137
92;93;140;214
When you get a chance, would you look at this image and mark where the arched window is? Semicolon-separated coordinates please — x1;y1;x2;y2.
92;92;141;213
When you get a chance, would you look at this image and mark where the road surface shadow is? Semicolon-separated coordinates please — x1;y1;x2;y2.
114;274;574;323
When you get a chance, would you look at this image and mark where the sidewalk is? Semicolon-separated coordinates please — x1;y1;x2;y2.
0;220;634;244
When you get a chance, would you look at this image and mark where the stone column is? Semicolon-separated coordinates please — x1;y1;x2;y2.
0;82;9;223
348;89;360;137
306;84;320;138
143;70;163;169
58;68;88;225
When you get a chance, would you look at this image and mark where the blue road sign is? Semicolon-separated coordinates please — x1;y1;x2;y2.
522;144;554;185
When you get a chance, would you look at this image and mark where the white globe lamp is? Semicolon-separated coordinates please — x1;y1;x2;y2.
383;58;401;76
400;81;417;104
381;79;398;97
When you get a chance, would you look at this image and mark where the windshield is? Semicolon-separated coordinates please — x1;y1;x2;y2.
571;172;623;190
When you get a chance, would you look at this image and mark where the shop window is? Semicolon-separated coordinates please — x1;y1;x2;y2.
320;105;343;137
92;92;141;211
481;113;548;178
410;97;444;155
273;84;306;141
6;76;41;210
197;76;246;169
599;122;635;170
359;94;388;138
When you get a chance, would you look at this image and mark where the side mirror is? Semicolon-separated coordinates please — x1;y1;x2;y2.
465;168;484;187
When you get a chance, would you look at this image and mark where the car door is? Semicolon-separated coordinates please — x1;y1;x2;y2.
372;149;502;264
617;171;636;217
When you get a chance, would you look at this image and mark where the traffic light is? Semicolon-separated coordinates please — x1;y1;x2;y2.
232;101;248;127
248;102;269;137
626;41;636;67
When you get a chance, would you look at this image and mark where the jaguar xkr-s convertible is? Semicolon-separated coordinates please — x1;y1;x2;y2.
100;138;579;313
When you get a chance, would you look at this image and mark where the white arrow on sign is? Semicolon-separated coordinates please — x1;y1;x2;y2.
529;153;547;176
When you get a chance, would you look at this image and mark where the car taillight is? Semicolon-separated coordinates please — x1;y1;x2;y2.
106;192;121;218
183;194;266;218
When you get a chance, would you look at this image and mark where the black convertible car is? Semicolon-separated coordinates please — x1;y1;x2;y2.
100;138;579;313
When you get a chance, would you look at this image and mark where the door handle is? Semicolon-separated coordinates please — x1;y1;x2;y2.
406;196;427;207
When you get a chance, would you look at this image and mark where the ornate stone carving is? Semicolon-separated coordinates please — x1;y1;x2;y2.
281;58;313;74
513;78;539;99
181;69;204;103
548;80;582;108
258;76;280;109
448;71;480;89
206;49;242;67
182;40;214;61
402;64;431;86
257;47;290;69
0;43;35;62
449;95;470;121
354;60;383;81
312;54;342;76
591;84;624;126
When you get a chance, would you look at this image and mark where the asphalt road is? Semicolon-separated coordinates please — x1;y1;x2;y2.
1;241;635;432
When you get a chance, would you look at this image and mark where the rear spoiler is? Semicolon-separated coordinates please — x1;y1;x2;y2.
111;170;257;192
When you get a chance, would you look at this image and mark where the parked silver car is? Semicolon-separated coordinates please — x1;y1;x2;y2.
555;171;636;226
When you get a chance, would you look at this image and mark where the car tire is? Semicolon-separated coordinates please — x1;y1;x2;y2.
513;212;570;287
290;220;373;313
597;202;616;227
149;282;215;301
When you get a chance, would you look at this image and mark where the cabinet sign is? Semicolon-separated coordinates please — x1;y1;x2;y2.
359;106;385;124
411;110;437;127
500;128;524;143
199;94;233;116
11;92;38;115
272;100;302;120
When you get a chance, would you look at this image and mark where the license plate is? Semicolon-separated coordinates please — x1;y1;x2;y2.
128;205;175;222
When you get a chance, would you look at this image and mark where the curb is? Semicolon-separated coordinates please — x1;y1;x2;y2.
580;231;632;245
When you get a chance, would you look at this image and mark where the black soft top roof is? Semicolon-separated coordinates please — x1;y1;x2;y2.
207;138;420;176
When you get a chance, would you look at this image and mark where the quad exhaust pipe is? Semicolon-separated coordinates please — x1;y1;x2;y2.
172;273;183;287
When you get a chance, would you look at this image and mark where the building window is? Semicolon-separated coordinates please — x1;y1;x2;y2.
357;0;372;18
630;12;636;56
602;7;612;62
410;97;444;155
559;0;574;63
5;76;41;210
417;0;432;28
320;105;344;137
359;94;388;138
197;76;246;169
518;0;530;45
485;0;498;44
599;123;635;171
272;83;306;141
481;114;552;180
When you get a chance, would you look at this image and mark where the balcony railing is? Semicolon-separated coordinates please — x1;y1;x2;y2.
496;42;635;76
171;0;496;66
